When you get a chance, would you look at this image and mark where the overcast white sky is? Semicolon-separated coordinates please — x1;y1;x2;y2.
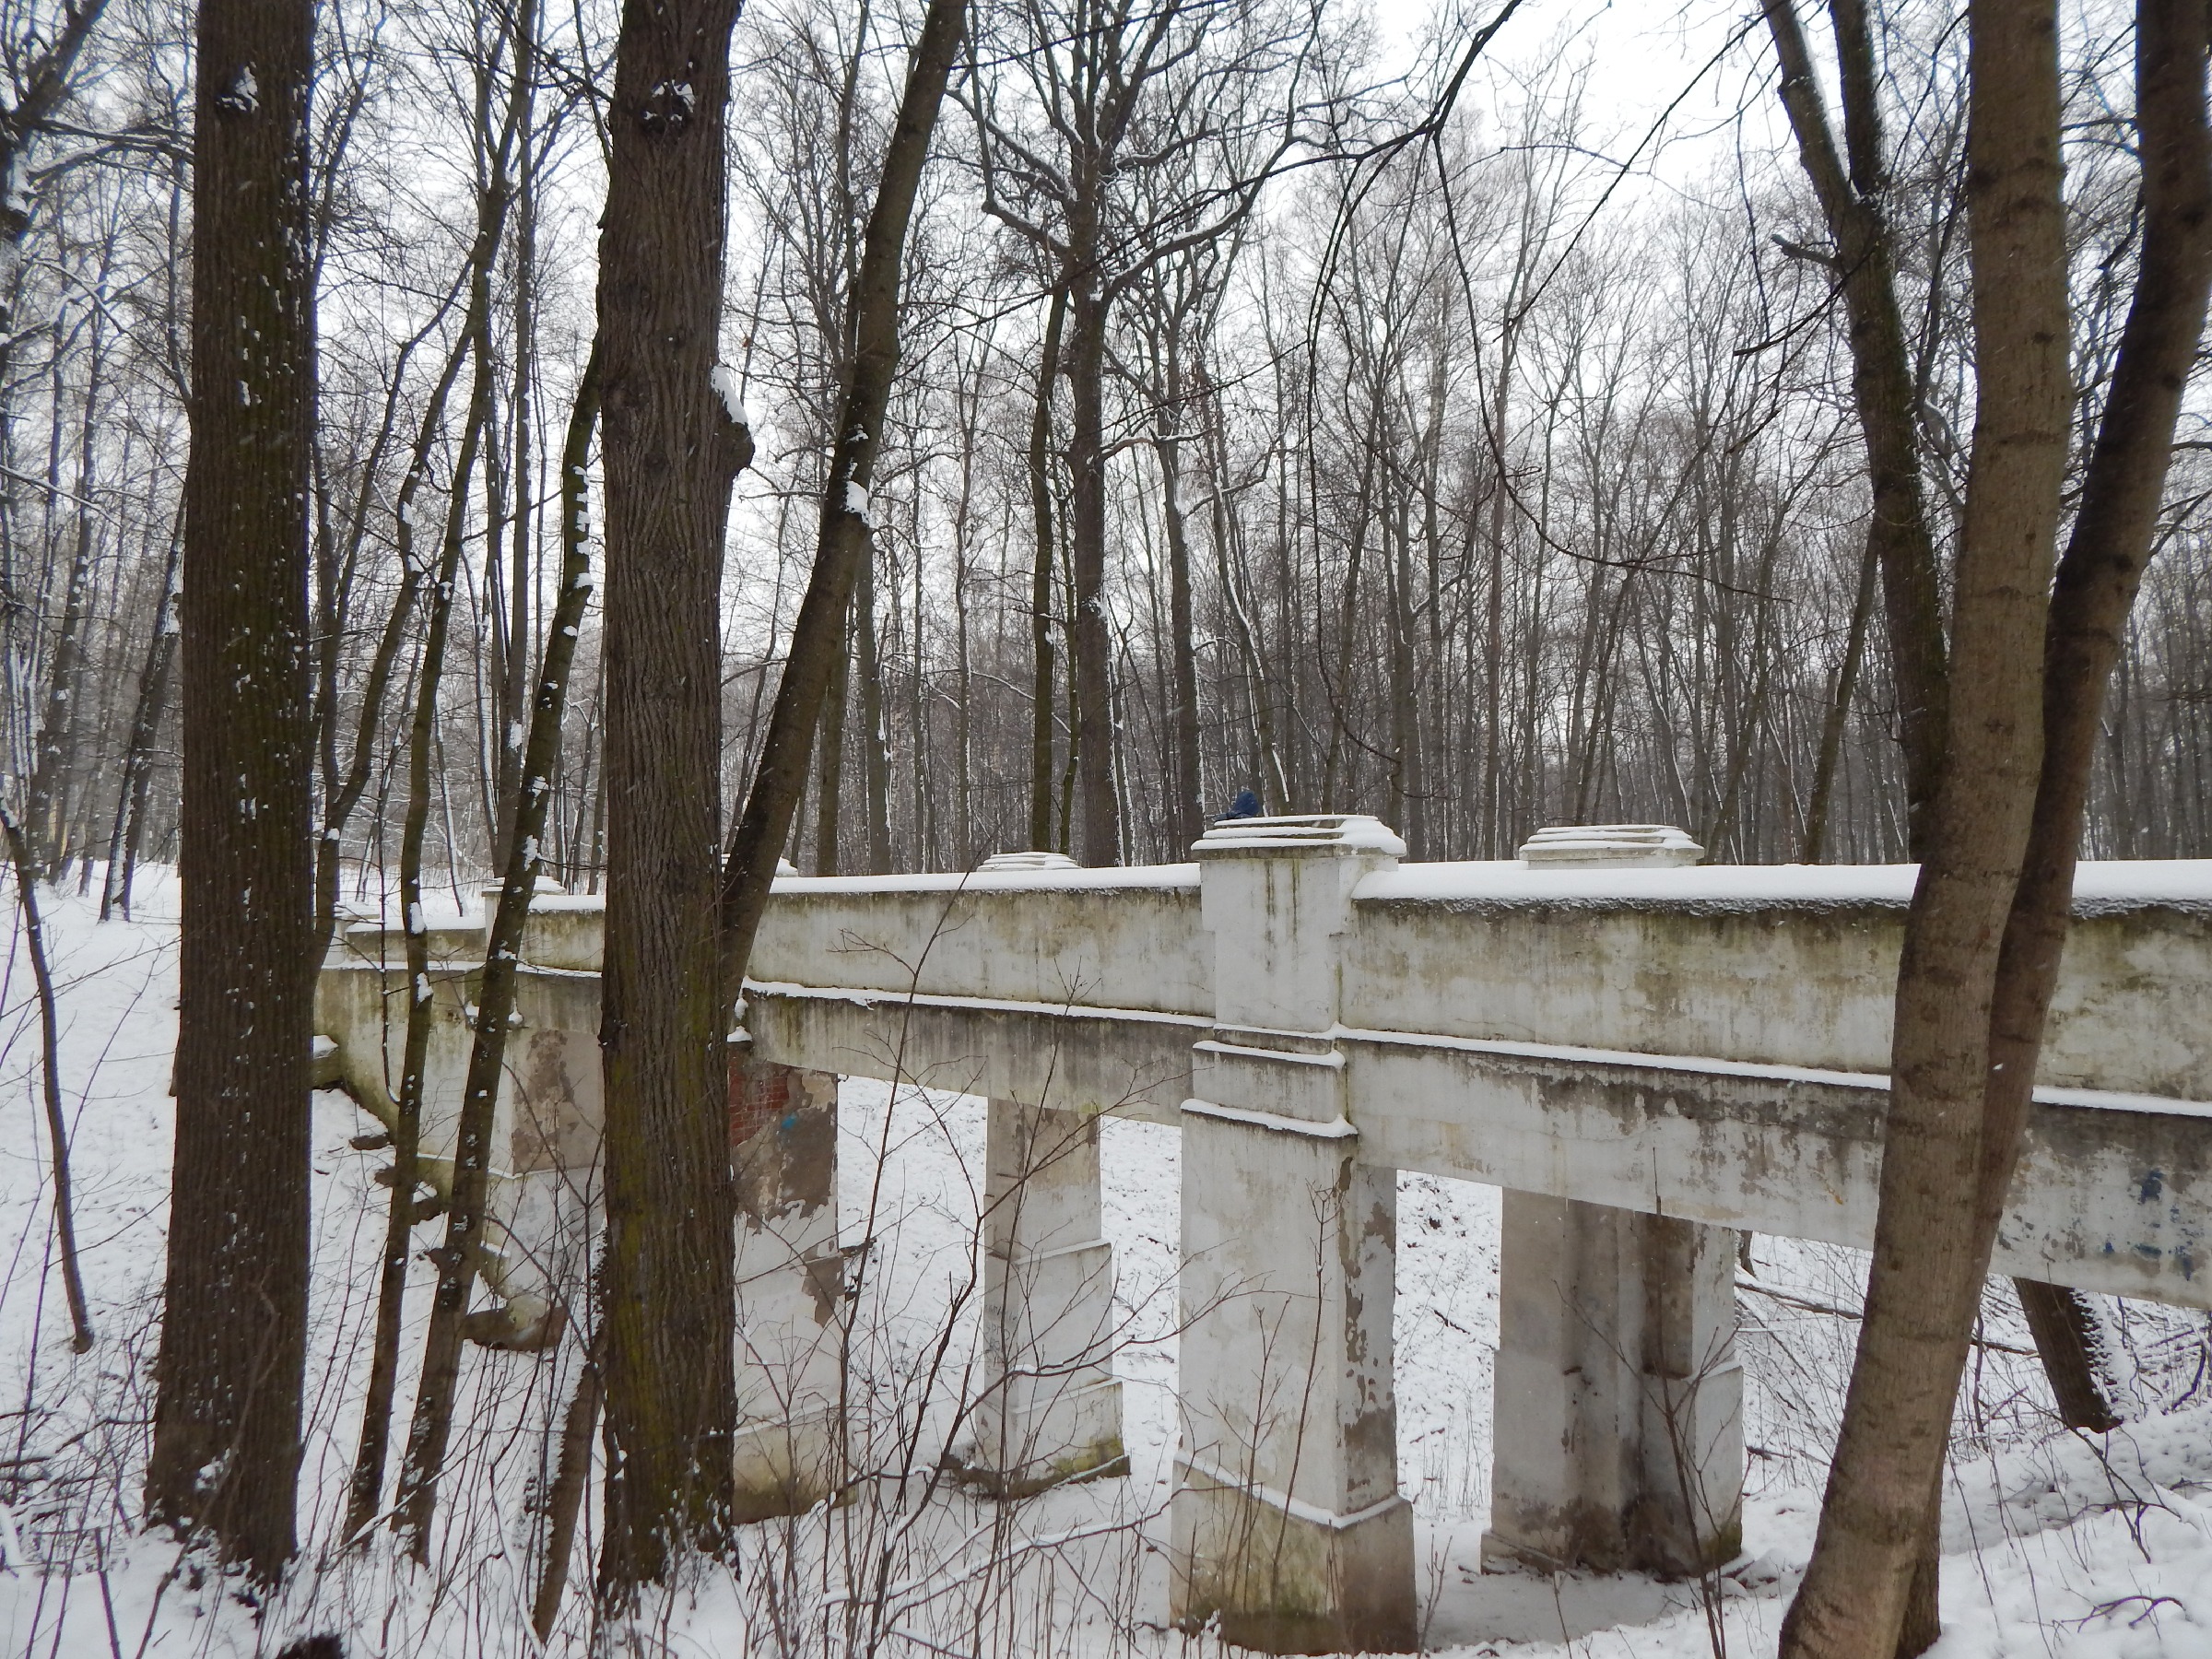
1362;0;1794;195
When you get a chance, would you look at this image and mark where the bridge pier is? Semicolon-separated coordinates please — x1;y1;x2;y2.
729;1049;847;1522
1485;1193;1743;1576
1171;1102;1413;1653
954;1096;1126;1493
1171;816;1418;1653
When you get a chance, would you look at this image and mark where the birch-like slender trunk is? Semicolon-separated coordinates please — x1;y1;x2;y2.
395;341;616;1557
720;0;968;984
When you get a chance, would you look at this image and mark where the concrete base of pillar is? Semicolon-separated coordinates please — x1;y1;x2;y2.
947;1373;1127;1497
731;1404;840;1524
1171;1464;1418;1653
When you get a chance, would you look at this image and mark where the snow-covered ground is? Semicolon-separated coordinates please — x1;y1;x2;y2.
0;874;2207;1655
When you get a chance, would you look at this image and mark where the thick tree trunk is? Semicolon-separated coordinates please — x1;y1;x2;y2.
145;0;316;1582
594;0;752;1594
719;0;968;986
1769;12;2120;1590
1779;5;2071;1653
1969;0;2211;1463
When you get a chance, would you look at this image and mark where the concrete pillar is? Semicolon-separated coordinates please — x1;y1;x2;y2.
954;1097;1125;1493
1171;815;1417;1654
1484;1192;1743;1576
728;1045;846;1522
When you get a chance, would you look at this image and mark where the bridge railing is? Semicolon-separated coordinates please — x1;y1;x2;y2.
314;817;2212;1652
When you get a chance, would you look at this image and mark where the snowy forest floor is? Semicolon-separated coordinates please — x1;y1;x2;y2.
0;877;2208;1657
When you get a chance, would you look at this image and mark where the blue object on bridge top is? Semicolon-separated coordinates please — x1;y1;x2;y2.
1218;788;1262;822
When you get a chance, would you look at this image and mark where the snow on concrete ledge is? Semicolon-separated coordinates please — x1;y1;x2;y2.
1358;857;2212;916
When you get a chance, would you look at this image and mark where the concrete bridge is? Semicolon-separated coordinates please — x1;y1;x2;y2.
315;816;2212;1653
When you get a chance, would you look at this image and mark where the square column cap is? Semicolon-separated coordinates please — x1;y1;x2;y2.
1193;813;1406;861
979;851;1081;872
1517;823;1704;868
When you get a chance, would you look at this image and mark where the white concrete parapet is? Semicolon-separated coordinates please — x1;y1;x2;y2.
312;832;2212;1654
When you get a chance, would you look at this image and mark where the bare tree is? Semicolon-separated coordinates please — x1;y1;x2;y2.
1780;2;2078;1651
145;0;315;1581
720;0;969;985
593;0;754;1592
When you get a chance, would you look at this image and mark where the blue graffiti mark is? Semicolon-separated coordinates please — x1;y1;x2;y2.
2138;1168;2165;1204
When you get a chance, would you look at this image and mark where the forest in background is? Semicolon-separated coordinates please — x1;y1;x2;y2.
0;0;2206;1649
5;0;2208;908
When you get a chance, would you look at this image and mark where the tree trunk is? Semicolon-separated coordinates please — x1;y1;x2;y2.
1779;5;2071;1653
100;516;181;921
1065;267;1120;865
22;287;108;877
0;800;92;1351
353;29;535;1545
593;0;753;1594
397;343;619;1556
313;307;479;959
1770;7;2122;1582
1158;371;1204;847
856;542;893;874
0;0;114;792
814;606;850;875
495;101;540;865
1802;533;1878;864
532;1335;605;1641
1764;0;1951;850
1969;0;2211;1468
146;0;316;1582
1028;288;1065;853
